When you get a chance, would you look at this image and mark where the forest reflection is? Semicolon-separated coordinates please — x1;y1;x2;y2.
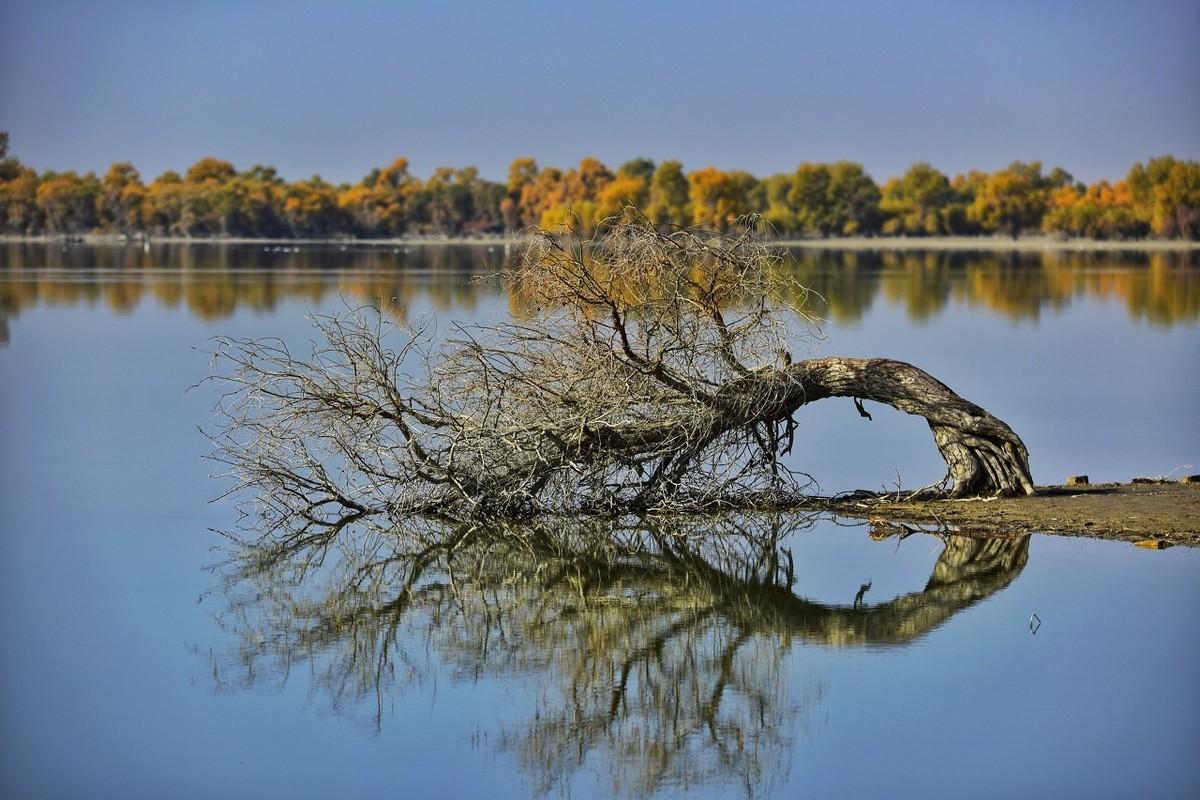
210;512;1029;796
1;244;1197;337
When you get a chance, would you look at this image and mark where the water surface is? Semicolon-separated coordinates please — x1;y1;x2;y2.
1;243;1197;798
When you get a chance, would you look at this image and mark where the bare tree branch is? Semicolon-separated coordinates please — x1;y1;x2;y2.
206;212;1034;531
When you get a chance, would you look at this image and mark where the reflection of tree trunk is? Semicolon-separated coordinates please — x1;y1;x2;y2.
559;357;1033;501
720;535;1030;646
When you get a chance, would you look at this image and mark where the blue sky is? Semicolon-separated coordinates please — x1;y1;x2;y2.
1;0;1197;184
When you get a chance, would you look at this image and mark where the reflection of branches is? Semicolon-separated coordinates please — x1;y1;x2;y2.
2;244;1196;329
210;511;1029;796
782;248;1200;325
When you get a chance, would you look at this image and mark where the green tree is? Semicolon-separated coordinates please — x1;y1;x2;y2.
827;161;880;235
1128;156;1200;238
760;173;796;233
617;157;656;182
788;162;880;236
788;163;832;235
647;160;689;226
232;165;287;237
880;162;954;235
729;170;765;213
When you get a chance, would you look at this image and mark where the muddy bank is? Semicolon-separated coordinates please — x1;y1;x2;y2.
815;481;1200;547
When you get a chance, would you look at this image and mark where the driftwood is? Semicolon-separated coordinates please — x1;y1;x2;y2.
208;214;1033;535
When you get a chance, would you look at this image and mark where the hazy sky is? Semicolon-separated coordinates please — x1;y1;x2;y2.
2;0;1197;184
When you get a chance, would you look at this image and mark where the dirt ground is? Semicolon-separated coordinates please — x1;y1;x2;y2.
816;481;1200;547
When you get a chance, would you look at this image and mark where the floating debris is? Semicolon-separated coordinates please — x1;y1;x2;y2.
1134;539;1172;550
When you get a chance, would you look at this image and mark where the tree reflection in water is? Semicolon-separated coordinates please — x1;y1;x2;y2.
2;244;1197;331
209;512;1029;796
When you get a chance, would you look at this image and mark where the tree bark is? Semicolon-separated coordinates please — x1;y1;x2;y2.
538;357;1035;501
775;357;1035;497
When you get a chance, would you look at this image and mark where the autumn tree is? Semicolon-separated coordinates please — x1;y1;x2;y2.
1042;180;1142;239
232;165;287;237
596;172;649;218
36;171;99;233
1154;160;1200;239
282;176;345;237
177;157;239;235
688;166;745;229
880;163;954;235
0;166;40;234
505;157;540;228
144;171;187;234
2;140;1196;240
968;161;1052;238
570;157;614;201
0;135;40;233
1128;156;1200;239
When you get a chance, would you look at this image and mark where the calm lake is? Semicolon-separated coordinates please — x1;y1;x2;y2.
1;243;1198;798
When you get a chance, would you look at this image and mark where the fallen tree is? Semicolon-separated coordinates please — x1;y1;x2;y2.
209;213;1033;533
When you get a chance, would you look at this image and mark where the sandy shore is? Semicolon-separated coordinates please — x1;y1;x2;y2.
816;481;1200;547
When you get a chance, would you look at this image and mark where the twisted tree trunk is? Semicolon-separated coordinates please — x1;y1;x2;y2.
529;357;1034;501
776;357;1034;496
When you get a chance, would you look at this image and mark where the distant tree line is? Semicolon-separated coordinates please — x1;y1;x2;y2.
1;132;1196;239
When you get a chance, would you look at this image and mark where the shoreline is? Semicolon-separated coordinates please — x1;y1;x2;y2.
814;481;1200;547
773;235;1200;252
2;233;1198;251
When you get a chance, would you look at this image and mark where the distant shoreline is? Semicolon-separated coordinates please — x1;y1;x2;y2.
773;236;1200;252
2;233;1198;252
